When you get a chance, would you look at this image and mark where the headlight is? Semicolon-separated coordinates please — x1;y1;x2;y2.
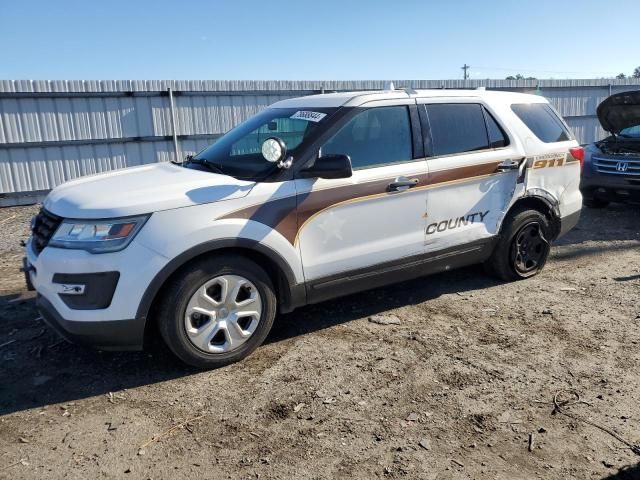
49;215;150;253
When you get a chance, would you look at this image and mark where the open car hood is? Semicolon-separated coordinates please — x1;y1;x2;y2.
597;90;640;134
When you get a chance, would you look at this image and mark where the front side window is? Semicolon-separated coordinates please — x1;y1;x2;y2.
321;106;413;169
193;107;336;180
424;103;490;156
511;103;572;143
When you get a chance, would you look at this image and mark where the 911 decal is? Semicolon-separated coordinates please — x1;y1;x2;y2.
530;153;567;169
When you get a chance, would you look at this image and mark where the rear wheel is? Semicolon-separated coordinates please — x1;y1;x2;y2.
485;208;551;281
157;255;277;368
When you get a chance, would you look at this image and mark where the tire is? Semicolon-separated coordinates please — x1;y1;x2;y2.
583;196;609;209
485;208;551;281
157;254;277;369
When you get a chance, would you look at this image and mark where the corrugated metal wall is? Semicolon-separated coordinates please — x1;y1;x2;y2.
2;79;640;202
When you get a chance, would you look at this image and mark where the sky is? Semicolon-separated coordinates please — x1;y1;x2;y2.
0;0;638;80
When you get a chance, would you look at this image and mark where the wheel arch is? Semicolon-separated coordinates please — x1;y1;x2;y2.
505;190;561;239
137;239;306;342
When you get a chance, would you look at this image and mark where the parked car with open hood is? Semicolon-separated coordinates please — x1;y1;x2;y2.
581;90;640;207
23;87;582;368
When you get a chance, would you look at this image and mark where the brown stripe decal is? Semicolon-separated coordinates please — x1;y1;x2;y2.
219;160;502;245
220;195;299;244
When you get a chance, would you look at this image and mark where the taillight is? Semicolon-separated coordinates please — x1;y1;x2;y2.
569;146;585;171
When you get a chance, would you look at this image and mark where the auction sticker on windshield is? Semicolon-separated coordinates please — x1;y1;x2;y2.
290;111;327;122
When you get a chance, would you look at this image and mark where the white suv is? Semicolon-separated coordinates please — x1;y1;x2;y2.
24;87;583;368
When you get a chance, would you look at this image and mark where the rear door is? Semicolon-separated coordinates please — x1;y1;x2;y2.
416;99;523;253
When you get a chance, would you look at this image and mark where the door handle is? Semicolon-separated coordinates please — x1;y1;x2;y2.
496;158;525;172
388;176;419;192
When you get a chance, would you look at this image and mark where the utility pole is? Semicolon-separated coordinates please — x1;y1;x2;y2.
461;64;470;80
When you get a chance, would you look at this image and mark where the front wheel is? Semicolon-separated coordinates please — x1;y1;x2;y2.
157;255;277;368
485;208;551;281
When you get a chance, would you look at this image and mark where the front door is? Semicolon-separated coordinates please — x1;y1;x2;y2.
295;103;429;283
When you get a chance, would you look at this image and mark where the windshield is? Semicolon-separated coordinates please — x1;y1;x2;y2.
192;107;337;180
619;125;640;138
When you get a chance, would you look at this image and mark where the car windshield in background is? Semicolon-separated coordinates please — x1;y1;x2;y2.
192;107;337;180
620;125;640;138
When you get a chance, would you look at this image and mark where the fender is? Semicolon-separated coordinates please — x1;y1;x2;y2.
506;188;562;238
523;188;561;217
135;238;305;324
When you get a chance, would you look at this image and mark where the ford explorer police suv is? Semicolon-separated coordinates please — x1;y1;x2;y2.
24;87;583;368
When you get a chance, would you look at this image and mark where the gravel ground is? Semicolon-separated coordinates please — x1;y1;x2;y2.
0;204;639;480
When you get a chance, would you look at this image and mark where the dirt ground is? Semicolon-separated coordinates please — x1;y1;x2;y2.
0;204;639;480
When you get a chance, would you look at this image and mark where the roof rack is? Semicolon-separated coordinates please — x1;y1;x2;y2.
385;82;418;95
396;86;418;95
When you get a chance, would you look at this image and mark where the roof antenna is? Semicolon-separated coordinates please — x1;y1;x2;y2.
385;81;395;91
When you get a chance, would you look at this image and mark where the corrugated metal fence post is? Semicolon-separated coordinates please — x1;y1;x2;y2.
168;87;181;163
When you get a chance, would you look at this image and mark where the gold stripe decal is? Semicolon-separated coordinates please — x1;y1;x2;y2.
292;172;499;246
219;160;503;246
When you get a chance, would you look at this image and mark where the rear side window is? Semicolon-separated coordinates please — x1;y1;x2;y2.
425;103;503;156
511;103;572;143
322;106;413;169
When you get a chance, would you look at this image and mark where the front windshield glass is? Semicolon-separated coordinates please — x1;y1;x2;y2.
620;125;640;138
192;107;337;180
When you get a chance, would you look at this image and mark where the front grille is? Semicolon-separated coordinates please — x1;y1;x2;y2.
31;208;62;254
593;155;640;177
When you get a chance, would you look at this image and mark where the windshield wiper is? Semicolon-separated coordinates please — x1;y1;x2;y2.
188;157;225;175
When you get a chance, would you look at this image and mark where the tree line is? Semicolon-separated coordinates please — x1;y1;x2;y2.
615;66;640;79
505;66;640;80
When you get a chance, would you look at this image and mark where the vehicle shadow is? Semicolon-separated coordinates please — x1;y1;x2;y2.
601;463;640;480
0;264;497;417
551;202;639;261
0;292;195;416
555;202;639;247
269;264;498;345
0;202;637;417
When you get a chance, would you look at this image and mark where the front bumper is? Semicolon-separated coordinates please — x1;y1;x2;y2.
581;161;640;202
37;294;144;350
24;237;168;350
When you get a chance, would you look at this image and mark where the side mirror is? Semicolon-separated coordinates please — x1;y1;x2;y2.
299;154;353;179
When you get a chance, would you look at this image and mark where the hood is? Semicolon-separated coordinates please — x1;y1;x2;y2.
45;163;255;219
597;90;640;134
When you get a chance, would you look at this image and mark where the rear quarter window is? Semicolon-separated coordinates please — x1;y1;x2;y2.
511;103;573;143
